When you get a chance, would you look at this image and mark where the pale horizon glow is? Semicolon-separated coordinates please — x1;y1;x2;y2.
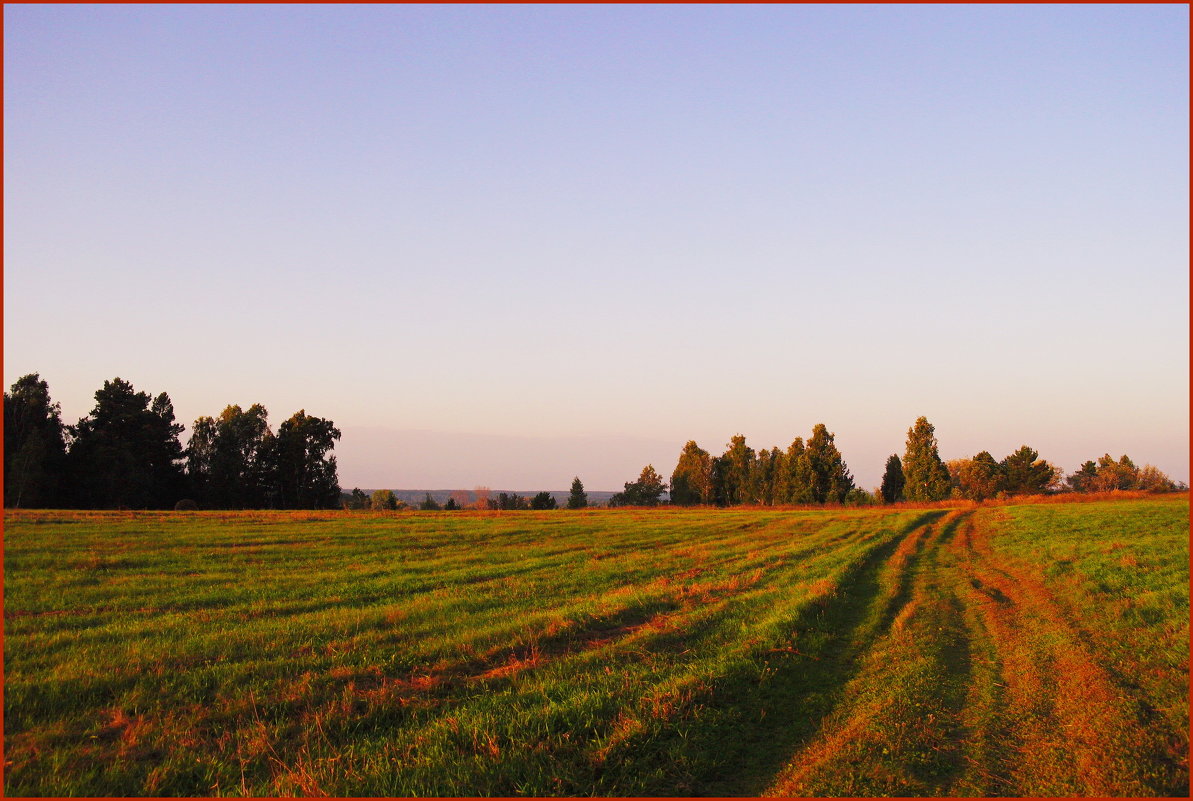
5;5;1189;491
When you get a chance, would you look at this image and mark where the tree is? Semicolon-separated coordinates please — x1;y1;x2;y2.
444;497;460;510
806;424;854;504
346;488;370;510
879;454;905;504
955;451;1002;500
1135;465;1178;493
530;491;557;510
496;492;528;510
188;404;274;508
371;489;398;510
66;378;186;509
999;446;1059;495
902;417;951;502
765;446;786;504
783;437;815;505
566;477;588;509
1065;461;1099;493
274;409;341;509
746;447;783;505
709;455;730;506
1092;454;1138;492
720;435;754;506
4;374;67;508
419;493;441;511
670;441;712;506
609;464;668;507
473;486;492;510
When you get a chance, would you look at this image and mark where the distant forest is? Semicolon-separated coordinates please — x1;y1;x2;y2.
3;374;1185;511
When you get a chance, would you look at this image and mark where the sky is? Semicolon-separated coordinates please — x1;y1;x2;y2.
4;4;1189;491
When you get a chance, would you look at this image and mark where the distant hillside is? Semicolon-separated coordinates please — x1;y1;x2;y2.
346;489;620;507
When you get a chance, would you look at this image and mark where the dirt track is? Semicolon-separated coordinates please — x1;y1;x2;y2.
763;509;1189;797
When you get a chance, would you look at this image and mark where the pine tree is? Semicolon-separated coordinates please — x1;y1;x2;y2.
530;491;557;510
66;378;186;509
1065;460;1099;493
902;416;951;502
566;476;588;509
4;374;67;508
879;454;905;504
999;446;1057;495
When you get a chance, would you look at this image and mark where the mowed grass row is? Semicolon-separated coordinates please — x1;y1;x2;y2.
764;497;1189;797
5;506;930;796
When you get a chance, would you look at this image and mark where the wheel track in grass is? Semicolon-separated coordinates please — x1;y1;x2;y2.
950;512;1188;796
760;509;972;797
666;510;950;796
762;507;1188;797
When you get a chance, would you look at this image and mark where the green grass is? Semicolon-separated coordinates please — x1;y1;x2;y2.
4;497;1188;796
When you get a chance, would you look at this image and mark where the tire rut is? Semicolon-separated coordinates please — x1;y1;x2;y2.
761;510;970;796
951;512;1186;796
688;511;948;796
760;505;1188;797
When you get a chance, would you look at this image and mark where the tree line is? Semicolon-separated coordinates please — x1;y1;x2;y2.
5;374;1182;511
4;374;341;509
877;416;1184;502
608;423;859;508
610;416;1183;508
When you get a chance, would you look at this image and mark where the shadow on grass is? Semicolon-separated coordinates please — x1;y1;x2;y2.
624;510;949;796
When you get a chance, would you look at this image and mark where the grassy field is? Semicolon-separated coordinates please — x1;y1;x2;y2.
3;496;1188;796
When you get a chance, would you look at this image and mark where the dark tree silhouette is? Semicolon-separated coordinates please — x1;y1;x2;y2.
880;454;905;504
1000;446;1058;495
66;378;186;509
530;491;557;510
274;410;341;509
4;374;67;508
609;464;667;507
188;404;274;508
566;477;588;509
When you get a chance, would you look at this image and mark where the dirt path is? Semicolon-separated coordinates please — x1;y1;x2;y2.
763;509;1188;797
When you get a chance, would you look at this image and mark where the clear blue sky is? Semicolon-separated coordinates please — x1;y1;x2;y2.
5;4;1188;490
